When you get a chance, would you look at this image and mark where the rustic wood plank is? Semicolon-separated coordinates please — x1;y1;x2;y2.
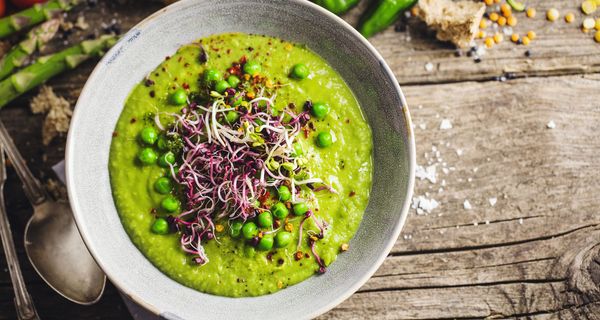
320;74;600;319
343;0;600;84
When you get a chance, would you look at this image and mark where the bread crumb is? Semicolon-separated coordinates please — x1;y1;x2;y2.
417;0;486;48
75;15;89;30
46;178;68;201
30;86;72;145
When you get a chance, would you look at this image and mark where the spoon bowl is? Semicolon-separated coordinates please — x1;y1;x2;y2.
24;200;106;305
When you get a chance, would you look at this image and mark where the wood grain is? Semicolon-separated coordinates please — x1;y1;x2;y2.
1;0;599;319
343;0;600;85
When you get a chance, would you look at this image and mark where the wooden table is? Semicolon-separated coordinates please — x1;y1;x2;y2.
1;0;599;319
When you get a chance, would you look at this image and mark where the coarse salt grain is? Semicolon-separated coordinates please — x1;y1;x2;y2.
440;119;453;130
425;62;434;72
547;120;556;129
463;200;472;210
456;149;463;156
489;197;497;206
412;196;440;214
415;164;437;183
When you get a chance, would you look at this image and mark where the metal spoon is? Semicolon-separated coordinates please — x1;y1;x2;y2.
0;145;40;320
0;120;106;305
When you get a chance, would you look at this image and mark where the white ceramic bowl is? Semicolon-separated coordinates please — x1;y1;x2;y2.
66;0;415;319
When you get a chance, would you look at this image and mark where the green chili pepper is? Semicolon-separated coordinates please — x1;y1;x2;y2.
358;0;418;38
312;0;360;15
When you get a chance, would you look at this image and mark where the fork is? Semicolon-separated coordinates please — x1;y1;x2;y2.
0;145;40;320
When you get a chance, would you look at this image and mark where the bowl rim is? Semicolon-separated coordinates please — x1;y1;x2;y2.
65;0;415;318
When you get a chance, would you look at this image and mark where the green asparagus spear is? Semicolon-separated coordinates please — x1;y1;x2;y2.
0;35;117;108
0;0;80;39
0;19;60;81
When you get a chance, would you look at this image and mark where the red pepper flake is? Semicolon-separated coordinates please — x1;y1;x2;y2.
349;191;356;197
184;62;190;68
149;91;155;98
302;127;309;138
226;48;231;54
294;251;303;261
144;79;155;87
304;253;310;259
240;55;247;64
165;55;170;60
150;208;157;215
182;83;190;90
266;252;274;261
247;46;254;52
277;258;284;265
130;118;137;124
112;131;118;137
273;219;281;228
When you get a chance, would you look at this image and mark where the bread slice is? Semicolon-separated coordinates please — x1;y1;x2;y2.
417;0;486;48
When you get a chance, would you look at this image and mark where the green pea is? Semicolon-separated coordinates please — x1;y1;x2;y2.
156;135;168;151
151;218;169;235
227;75;241;87
214;80;230;93
170;88;187;105
293;202;309;216
139;127;158;145
257;235;274;251
257;211;273;228
154;177;173;194
242;221;259;240
277;186;291;201
292;143;303;157
275;232;292;248
158;151;176;168
230;221;244;238
243;60;261;75
316;131;333;148
138;148;158;165
290;63;309;79
204;69;222;84
161;196;180;212
271;202;289;219
311;102;329;119
225;111;239;123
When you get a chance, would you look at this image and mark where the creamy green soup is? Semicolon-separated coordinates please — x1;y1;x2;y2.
109;33;372;297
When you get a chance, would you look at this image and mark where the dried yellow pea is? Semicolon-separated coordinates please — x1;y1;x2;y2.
565;13;575;23
526;7;536;18
493;33;504;43
583;17;596;30
581;0;597;15
547;8;559;21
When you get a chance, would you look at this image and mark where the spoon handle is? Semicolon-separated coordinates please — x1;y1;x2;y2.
0;120;47;205
0;148;40;320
